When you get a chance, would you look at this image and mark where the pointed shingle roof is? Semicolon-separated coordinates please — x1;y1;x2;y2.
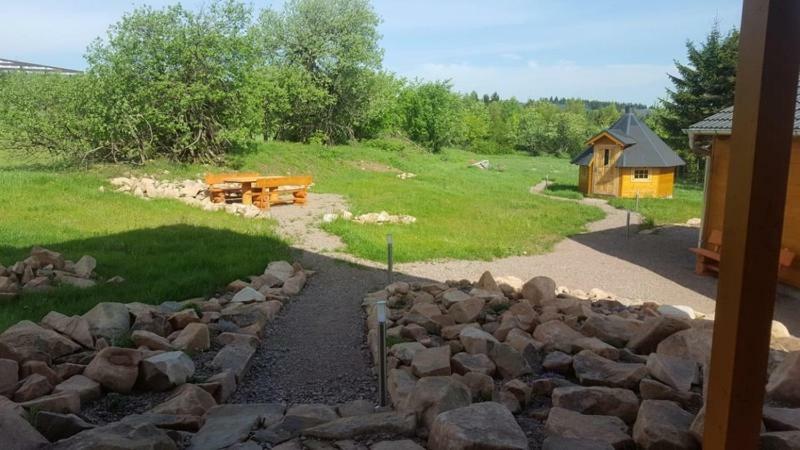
572;112;685;168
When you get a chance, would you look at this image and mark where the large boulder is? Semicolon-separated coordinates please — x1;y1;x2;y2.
83;347;141;393
488;342;532;379
0;402;48;449
285;403;338;429
211;344;256;382
131;330;174;351
572;350;648;390
521;276;556;305
388;369;417;409
139;351;195;391
303;412;416;440
533;320;584;353
545;407;633;449
0;320;82;362
626;316;691;355
14;374;53;402
29;247;65;269
428;402;528;450
41;312;94;348
633;400;698;450
191;403;285;450
767;351;800;406
552;386;640;424
646;353;698;392
20;391;80;415
0;358;19;396
404;376;471;430
150;383;217;416
34;411;95;442
49;421;176;450
763;406;800;432
448;297;485;324
451;352;495;376
82;303;131;342
53;375;101;402
459;327;499;355
581;315;642;348
411;346;451;377
655;327;713;366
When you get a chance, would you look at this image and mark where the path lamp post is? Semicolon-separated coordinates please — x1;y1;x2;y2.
376;300;388;407
386;234;394;284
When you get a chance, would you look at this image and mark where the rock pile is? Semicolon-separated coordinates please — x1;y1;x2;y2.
323;210;417;225
362;272;800;449
0;247;116;299
109;176;269;219
0;260;311;449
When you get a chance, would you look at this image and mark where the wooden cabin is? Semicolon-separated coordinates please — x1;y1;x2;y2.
687;97;800;288
572;110;685;198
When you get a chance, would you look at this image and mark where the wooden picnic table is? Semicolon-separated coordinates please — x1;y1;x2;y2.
223;175;282;205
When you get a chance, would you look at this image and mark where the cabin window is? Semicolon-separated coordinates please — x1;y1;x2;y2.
633;169;650;181
603;149;610;166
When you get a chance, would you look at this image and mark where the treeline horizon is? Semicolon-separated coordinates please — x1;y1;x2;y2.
0;0;736;181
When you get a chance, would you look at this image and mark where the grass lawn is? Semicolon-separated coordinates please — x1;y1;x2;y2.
225;142;604;262
0;142;603;329
607;183;704;225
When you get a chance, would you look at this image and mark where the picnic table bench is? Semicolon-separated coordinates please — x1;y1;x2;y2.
204;172;313;209
690;229;796;275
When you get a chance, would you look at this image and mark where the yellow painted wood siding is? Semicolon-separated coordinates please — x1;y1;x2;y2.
590;137;622;196
578;166;590;194
702;135;800;287
619;168;675;198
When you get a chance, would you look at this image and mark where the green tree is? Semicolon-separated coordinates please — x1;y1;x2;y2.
658;23;739;152
398;81;462;152
255;0;383;143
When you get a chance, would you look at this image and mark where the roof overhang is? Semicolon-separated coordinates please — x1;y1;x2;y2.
585;130;628;147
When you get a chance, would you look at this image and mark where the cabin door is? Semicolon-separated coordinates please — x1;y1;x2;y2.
592;146;620;196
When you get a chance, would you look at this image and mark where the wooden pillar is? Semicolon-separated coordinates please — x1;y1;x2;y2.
703;1;800;449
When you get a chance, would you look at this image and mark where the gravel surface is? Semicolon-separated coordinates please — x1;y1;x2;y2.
230;251;394;405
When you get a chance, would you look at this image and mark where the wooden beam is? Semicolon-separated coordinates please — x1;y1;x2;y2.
703;1;800;449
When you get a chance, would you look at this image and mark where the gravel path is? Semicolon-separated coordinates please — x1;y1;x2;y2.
230;251;392;405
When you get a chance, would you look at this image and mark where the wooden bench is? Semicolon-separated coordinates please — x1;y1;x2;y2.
204;172;259;203
690;229;796;276
253;175;313;210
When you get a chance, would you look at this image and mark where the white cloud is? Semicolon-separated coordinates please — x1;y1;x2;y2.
410;61;672;104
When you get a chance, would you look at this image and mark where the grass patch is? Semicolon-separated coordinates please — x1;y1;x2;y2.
607;183;703;225
225;141;603;263
0;161;289;330
542;183;584;200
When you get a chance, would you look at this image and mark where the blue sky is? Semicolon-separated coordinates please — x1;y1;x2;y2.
0;0;742;104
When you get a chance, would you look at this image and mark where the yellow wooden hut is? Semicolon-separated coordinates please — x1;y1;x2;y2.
687;92;800;288
572;110;685;198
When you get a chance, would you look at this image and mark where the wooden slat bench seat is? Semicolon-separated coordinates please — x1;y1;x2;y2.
690;229;796;276
253;175;313;210
204;172;259;203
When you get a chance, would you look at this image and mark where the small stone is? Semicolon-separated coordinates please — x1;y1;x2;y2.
405;376;471;430
34;411;94;441
542;437;615;450
448;297;485;324
639;379;702;410
533;320;584;353
150;383;216;416
581;314;642;348
657;304;696;320
282;272;307;296
286;403;338;428
0;402;48;449
73;255;96;278
303;412;416;440
197;370;238;403
83;347;142;393
767;351;800;406
168;309;201;330
391;342;427;365
441;289;472;307
0;320;82;363
488;342;532;379
521;276;556;305
459;327;499;355
139;351;195;391
41;312;94;348
211;344;256;382
172;323;210;352
20;391;80;414
20;360;60;386
131;330;174;351
0;358;19;396
338;399;375;418
231;286;266;303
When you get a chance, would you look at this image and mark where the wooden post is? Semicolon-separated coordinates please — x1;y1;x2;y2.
703;1;800;449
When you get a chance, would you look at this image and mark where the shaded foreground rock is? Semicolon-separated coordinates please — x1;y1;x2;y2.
633;400;698;450
303;412;417;439
190;403;285;450
545;407;633;449
428;402;528;450
49;421;176;449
